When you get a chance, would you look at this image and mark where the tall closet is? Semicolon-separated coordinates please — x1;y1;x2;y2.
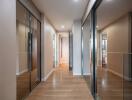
16;1;41;100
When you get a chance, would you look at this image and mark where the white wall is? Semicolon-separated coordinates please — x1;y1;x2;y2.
72;20;82;75
82;18;91;75
0;0;17;100
41;16;56;81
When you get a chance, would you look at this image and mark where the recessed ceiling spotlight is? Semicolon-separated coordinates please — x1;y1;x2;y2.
96;25;99;29
74;0;79;2
61;25;65;29
106;0;113;2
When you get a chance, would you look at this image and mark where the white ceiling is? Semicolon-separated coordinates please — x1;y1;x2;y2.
32;0;89;32
97;0;132;30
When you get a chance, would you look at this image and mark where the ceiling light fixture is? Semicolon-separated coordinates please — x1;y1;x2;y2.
61;25;65;29
96;25;99;29
106;0;113;2
82;27;83;30
74;0;79;2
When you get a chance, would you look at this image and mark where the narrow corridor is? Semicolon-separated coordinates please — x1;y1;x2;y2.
26;64;93;100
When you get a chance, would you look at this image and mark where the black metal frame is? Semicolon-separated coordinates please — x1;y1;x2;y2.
92;0;103;99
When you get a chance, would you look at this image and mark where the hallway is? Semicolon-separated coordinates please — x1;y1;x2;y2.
1;0;132;100
26;64;93;100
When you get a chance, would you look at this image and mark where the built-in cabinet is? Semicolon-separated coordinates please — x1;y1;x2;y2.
16;1;41;100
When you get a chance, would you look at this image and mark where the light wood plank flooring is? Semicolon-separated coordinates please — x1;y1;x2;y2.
26;64;93;100
97;67;132;100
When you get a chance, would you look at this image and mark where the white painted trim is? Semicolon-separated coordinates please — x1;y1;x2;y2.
16;68;28;75
73;73;82;76
83;73;91;75
73;72;91;76
107;69;123;78
42;68;55;81
107;69;132;81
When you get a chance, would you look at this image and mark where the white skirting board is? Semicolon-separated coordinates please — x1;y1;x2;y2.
42;68;55;81
73;72;91;76
16;68;28;75
107;69;132;81
73;73;82;76
83;73;91;76
107;69;123;78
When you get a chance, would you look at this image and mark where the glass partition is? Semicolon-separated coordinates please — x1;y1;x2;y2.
123;53;132;100
81;13;92;85
97;52;124;100
81;11;97;98
96;0;132;100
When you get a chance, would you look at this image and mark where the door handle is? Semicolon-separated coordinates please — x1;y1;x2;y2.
28;32;33;71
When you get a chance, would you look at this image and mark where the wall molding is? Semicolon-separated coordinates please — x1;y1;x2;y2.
42;68;55;81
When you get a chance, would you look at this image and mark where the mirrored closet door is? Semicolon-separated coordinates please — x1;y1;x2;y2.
16;1;41;100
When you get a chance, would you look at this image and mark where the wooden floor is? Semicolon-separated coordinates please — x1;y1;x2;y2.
97;67;132;100
17;69;40;100
26;64;93;100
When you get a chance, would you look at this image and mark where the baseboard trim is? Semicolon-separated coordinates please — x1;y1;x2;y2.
16;69;28;75
42;68;55;81
107;69;123;78
73;73;81;76
107;69;132;81
83;73;91;75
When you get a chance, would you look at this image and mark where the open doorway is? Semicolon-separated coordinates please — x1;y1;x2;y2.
101;33;107;68
58;32;69;68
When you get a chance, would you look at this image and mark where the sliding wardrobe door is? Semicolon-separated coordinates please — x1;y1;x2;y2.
16;1;30;100
16;1;41;100
30;16;41;89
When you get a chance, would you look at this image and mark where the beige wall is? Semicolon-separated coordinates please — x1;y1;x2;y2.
101;14;130;77
0;0;17;100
